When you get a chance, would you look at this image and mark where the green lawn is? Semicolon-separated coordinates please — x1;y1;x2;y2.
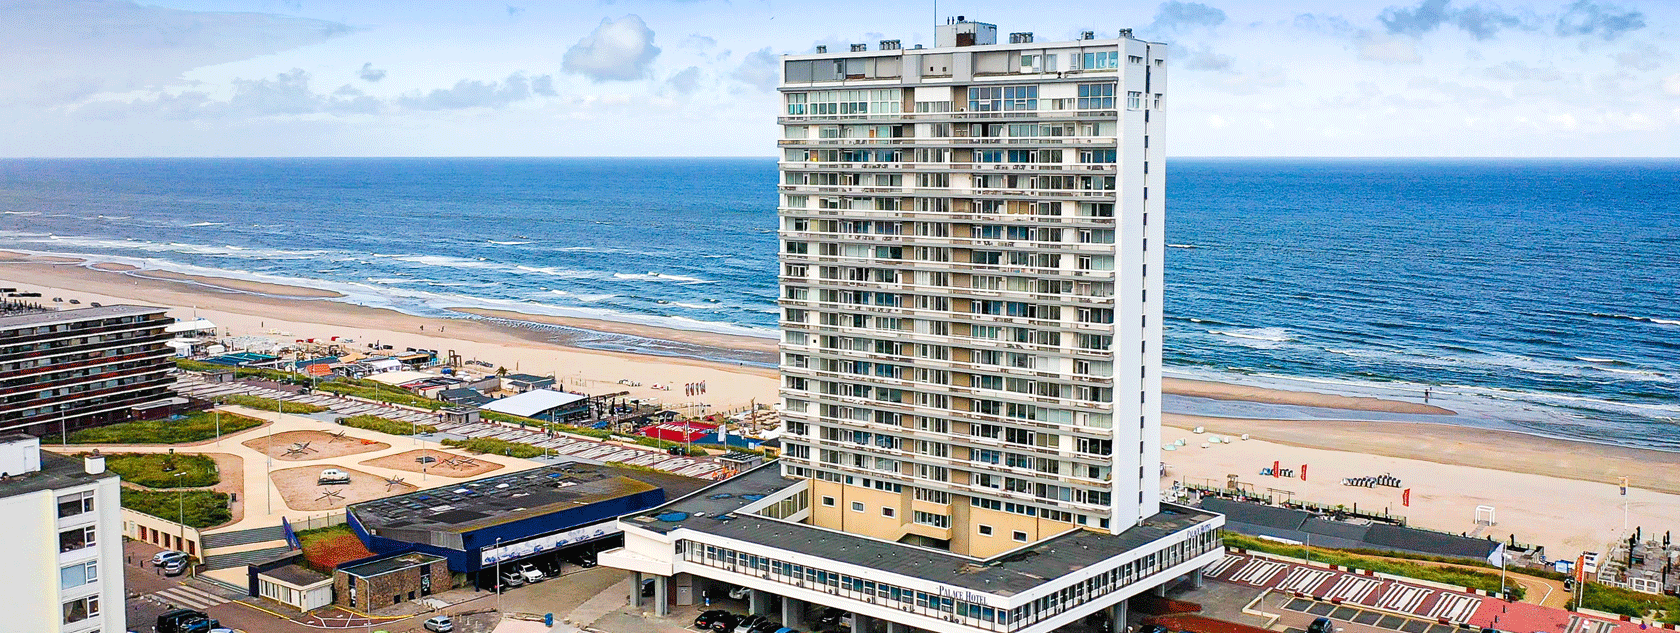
338;414;437;436
121;488;231;529
63;411;262;444
103;453;219;488
219;394;327;414
174;359;312;385
1222;531;1522;598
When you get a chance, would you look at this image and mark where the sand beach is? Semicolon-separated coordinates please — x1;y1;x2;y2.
4;251;1674;556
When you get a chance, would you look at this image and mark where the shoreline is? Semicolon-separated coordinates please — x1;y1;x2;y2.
6;251;1679;551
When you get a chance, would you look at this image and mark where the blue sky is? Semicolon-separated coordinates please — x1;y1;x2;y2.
2;0;1676;157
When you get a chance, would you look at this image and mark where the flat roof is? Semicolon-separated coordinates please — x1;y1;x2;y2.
0;451;113;499
0;304;167;330
351;463;709;535
482;389;587;418
339;552;446;578
627;464;1219;596
262;563;331;587
1199;497;1500;560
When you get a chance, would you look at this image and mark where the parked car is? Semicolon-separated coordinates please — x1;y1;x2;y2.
641;578;656;597
1308;617;1338;633
694;610;733;629
68;299;80;304
422;615;454;632
1139;625;1170;633
155;608;218;633
566;551;598;568
817;608;847;627
497;570;524;588
735;615;766;632
749;618;783;633
152;550;188;566
706;612;741;633
516;562;544;583
538;558;562;578
728;586;753;600
317;468;350;485
161;558;189;576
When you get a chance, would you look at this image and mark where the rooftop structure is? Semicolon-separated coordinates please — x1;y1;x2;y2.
0;438;126;632
480;388;588;420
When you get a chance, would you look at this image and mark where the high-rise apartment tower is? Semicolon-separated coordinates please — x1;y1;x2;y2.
603;22;1222;633
775;20;1166;555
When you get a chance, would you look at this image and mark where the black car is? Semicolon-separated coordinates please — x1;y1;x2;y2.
641;578;656;598
1140;625;1171;633
817;608;845;627
538;558;563;578
707;613;741;632
695;610;733;628
749;619;783;633
1308;617;1336;633
735;615;766;632
155;609;218;633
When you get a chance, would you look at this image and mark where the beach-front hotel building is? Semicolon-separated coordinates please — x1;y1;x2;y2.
0;304;178;437
602;21;1222;633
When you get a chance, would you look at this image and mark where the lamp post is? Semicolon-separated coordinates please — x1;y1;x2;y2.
494;537;503;613
173;471;187;556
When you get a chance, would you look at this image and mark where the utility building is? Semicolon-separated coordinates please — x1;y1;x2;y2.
602;20;1223;633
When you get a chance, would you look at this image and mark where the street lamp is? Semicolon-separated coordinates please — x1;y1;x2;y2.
174;471;188;558
494;537;504;613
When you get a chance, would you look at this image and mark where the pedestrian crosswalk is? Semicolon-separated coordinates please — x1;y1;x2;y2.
1278;567;1334;593
147;585;228;611
1231;559;1288;585
1324;575;1381;603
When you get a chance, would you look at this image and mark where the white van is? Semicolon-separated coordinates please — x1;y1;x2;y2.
317;469;350;485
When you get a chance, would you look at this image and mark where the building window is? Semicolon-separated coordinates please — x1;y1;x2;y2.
60;525;96;553
851;501;865;513
882;507;896;518
58;491;94;518
62;595;100;624
1082;51;1119;69
1013;531;1029;543
1127;91;1144;109
822;496;836;507
913;511;950;528
978;525;994;537
60;560;97;590
1077;83;1115;109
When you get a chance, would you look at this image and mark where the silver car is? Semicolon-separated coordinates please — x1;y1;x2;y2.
423;615;454;632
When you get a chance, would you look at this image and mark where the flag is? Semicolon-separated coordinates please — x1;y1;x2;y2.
1273;460;1280;478
1301;464;1308;481
1620;477;1628;496
1403;488;1411;507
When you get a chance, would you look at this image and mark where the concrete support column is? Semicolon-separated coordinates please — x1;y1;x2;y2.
1111;599;1130;633
853;612;874;633
885;620;909;633
1191;568;1205;589
654;575;670;616
632;571;645;608
1153;582;1168;597
750;589;772;616
782;596;805;628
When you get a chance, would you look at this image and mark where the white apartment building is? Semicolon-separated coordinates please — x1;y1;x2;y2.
0;436;126;633
602;21;1221;633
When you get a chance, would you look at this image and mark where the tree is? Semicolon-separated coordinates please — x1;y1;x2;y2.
497;366;508;377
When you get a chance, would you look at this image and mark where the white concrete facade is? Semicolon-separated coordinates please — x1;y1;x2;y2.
0;452;126;633
776;25;1169;543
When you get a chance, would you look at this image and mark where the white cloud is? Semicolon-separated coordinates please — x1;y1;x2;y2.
398;73;556;110
0;0;351;107
563;15;661;82
1547;113;1579;129
359;63;387;82
1207;114;1230;129
731;48;779;91
1357;33;1422;63
1664;74;1680;96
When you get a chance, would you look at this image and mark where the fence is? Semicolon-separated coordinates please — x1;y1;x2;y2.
288;512;348;532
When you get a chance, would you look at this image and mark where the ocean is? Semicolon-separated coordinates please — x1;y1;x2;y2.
1;158;1676;449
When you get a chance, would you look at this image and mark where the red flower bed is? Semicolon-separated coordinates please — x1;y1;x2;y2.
302;533;374;572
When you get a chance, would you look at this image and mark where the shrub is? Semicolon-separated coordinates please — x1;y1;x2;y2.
102;453;219;488
220;394;327;414
121;489;231;529
338;415;437;436
63;411;262;445
1581;582;1680;621
441;437;546;459
315;378;442;410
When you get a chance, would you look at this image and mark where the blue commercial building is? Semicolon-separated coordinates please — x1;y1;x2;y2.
346;463;706;587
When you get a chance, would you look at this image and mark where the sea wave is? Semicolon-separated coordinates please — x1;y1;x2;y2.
487;240;531;245
185;221;224;227
1590;313;1680;326
1210;327;1294;342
